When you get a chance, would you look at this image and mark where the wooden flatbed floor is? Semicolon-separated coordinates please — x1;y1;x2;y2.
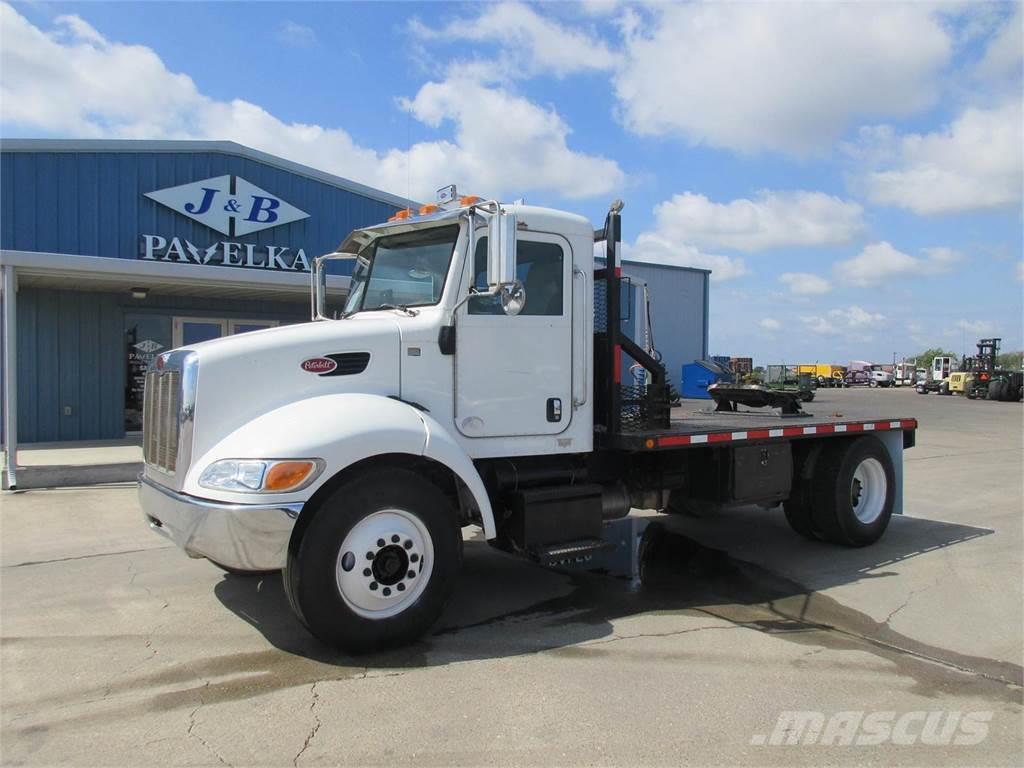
608;397;918;451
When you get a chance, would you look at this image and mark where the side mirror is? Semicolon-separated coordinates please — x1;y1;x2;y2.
486;210;517;288
499;281;526;316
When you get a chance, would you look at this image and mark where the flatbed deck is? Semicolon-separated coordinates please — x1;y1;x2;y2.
609;398;917;451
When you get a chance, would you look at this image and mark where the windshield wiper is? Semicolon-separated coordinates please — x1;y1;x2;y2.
376;304;420;317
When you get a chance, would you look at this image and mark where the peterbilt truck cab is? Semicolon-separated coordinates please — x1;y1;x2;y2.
140;196;917;652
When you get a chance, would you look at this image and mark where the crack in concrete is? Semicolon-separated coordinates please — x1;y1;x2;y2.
5;546;172;569
186;680;231;767
292;682;322;766
881;580;940;626
575;624;739;648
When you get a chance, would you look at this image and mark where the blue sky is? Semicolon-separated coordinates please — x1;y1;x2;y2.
2;1;1021;364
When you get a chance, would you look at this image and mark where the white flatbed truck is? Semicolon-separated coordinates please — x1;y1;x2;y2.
139;196;917;652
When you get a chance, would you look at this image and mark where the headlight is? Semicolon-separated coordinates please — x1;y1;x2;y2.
199;459;323;493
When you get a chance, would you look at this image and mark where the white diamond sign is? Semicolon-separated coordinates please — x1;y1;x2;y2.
144;175;309;237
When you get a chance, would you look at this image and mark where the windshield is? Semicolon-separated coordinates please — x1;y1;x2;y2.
343;224;459;316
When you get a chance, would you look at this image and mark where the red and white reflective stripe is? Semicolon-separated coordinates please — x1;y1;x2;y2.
656;418;917;448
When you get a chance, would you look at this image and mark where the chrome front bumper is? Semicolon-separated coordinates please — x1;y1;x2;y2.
139;475;303;571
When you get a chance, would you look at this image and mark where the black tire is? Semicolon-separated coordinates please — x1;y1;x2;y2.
800;390;815;402
283;468;462;653
939;381;950;396
869;379;878;388
989;380;1006;401
809;437;895;547
209;560;279;577
916;385;928;395
783;483;819;541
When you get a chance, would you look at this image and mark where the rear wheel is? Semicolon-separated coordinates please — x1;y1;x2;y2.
783;482;819;541
810;437;895;547
283;468;462;653
940;381;950;396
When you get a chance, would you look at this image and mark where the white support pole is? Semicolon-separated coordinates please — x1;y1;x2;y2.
2;264;17;490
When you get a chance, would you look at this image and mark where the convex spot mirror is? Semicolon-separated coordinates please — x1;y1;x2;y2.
499;281;526;316
486;210;517;288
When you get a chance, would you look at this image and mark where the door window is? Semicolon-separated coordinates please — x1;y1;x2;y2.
468;237;564;316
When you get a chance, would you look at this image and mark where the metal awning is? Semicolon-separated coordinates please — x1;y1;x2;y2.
0;250;349;302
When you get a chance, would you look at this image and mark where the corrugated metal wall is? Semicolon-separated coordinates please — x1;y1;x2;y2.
1;146;403;442
601;259;710;391
0;149;400;274
15;287;308;442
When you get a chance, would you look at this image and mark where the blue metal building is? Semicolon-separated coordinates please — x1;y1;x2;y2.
596;257;711;393
0;139;412;445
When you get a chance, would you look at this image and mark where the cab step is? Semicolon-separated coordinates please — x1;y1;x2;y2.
530;538;611;567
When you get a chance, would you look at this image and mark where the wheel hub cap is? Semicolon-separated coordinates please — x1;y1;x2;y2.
851;458;887;524
335;509;433;619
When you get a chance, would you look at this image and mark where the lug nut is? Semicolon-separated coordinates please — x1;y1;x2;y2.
377;538;385;547
397;583;406;592
407;570;416;579
410;554;419;563
369;582;378;591
383;587;391;596
403;540;413;550
366;552;374;560
391;534;400;543
363;568;372;577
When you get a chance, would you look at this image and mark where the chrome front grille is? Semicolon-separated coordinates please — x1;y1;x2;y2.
143;369;181;474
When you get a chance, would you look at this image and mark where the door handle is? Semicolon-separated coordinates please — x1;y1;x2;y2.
572;266;587;409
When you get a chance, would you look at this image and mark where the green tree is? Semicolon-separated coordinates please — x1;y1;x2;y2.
997;350;1023;370
913;348;958;367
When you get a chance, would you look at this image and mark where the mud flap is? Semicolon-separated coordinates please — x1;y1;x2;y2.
876;429;905;515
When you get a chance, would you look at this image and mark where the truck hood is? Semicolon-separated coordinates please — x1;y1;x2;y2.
179;315;402;472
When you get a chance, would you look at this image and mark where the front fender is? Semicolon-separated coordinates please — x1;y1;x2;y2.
184;393;495;538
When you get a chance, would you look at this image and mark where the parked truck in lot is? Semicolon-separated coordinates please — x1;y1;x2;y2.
138;196;917;652
797;363;846;388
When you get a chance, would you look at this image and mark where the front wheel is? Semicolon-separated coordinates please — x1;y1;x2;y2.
869;380;878;388
283;468;462;653
810;437;895;547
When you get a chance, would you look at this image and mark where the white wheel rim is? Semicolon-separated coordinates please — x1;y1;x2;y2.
851;458;887;524
335;509;434;619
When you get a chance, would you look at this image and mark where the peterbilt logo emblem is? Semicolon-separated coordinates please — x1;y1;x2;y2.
134;340;163;354
301;357;338;374
145;175;309;237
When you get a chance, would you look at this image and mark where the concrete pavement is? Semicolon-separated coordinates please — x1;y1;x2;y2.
1;387;1021;766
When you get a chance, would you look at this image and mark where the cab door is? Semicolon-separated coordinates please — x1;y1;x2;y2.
454;232;574;438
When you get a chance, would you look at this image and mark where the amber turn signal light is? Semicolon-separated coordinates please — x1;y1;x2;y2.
263;461;318;492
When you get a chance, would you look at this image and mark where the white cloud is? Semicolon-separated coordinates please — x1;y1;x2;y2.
614;3;951;153
648;191;863;252
411;2;618;78
858;101;1023;215
951;319;997;336
760;318;781;332
622;237;748;281
801;306;886;337
622;195;749;280
278;21;318;48
780;272;832;296
976;4;1022;81
0;4;623;201
834;242;963;287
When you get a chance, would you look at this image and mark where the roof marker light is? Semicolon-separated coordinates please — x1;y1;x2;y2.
459;195;481;206
419;203;440;216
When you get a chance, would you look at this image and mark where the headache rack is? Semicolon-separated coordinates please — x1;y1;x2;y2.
593;206;671;440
